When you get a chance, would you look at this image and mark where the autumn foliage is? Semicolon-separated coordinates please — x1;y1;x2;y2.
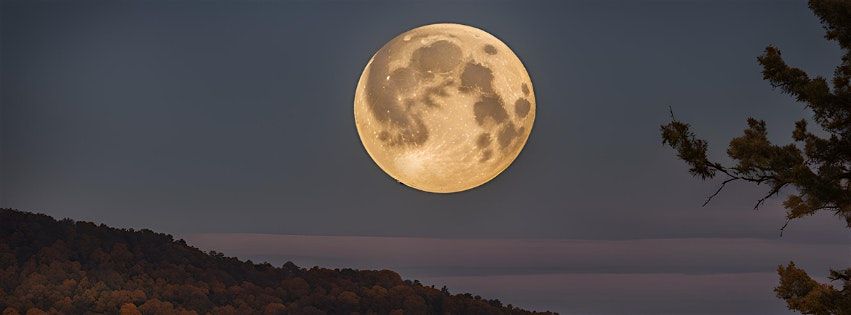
0;209;555;315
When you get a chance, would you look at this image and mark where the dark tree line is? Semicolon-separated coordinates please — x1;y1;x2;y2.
661;0;851;314
0;208;555;315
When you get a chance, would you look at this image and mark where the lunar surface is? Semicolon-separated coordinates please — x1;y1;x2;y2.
354;23;536;193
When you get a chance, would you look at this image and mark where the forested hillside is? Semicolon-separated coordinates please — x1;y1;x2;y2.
0;209;554;315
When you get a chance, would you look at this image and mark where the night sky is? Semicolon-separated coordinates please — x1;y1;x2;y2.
2;1;849;314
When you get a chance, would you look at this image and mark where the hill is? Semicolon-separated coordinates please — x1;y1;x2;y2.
0;209;555;315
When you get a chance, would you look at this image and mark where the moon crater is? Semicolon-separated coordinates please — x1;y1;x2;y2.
354;23;536;193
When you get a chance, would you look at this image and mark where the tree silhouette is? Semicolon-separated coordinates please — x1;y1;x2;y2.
660;0;850;313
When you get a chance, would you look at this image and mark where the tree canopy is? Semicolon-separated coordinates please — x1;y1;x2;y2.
0;209;555;315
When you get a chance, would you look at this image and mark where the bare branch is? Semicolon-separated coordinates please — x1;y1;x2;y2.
754;184;785;210
703;177;738;207
779;218;791;237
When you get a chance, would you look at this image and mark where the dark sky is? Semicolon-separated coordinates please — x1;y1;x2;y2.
2;1;849;314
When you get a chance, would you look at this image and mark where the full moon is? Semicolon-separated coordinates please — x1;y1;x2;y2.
354;23;536;193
